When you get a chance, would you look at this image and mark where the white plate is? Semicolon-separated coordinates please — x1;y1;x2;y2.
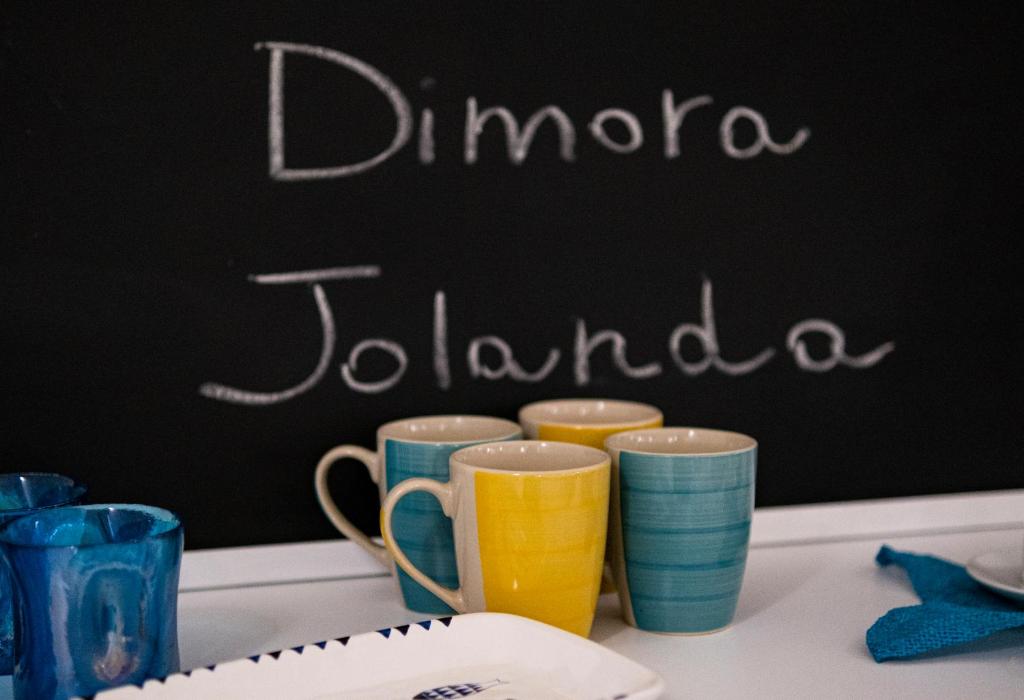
86;613;665;700
966;548;1024;603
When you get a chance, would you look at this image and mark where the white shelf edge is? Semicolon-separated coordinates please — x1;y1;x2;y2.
750;489;1023;546
180;539;389;592
180;489;1024;592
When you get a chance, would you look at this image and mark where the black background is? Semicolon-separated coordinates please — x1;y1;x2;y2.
3;3;1021;548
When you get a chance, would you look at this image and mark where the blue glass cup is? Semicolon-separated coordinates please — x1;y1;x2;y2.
0;504;183;700
0;473;87;675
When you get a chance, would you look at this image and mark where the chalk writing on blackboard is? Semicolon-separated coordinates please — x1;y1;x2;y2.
254;42;811;179
198;267;895;406
198;265;380;405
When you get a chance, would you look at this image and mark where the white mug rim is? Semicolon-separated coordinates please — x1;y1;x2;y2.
450;439;610;476
518;398;663;430
376;415;522;445
605;427;757;457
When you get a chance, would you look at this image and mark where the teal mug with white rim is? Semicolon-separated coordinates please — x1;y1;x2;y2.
315;415;521;614
604;427;757;634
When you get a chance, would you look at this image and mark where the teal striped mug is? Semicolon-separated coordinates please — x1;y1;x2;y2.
604;427;757;634
315;415;521;614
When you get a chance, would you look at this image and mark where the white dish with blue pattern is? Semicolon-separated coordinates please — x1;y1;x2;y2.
81;613;665;699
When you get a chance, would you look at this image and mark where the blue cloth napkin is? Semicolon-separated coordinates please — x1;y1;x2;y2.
867;545;1024;661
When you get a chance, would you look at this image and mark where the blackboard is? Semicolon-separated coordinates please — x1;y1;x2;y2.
3;3;1021;548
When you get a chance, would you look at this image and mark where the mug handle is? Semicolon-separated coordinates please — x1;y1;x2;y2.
315;445;390;567
380;478;466;613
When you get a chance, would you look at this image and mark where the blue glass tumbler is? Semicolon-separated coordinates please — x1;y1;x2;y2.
0;504;183;700
0;473;87;675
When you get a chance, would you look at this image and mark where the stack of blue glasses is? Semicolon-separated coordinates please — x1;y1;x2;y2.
0;473;183;700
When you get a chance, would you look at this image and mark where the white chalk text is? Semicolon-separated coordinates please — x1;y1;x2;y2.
198;266;895;405
253;42;811;180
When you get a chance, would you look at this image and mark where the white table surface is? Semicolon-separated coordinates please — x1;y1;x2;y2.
3;490;1022;699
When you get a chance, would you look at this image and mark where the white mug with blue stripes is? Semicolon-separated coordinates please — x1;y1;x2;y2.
314;415;521;614
604;427;757;634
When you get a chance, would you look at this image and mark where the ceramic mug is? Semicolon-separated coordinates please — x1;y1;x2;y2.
381;440;610;637
519;399;663;449
315;415;521;614
605;427;757;634
519;398;662;593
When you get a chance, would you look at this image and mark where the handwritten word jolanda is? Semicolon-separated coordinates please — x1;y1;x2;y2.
198;266;894;405
253;42;810;180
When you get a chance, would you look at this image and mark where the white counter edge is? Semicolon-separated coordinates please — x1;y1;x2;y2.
179;488;1024;592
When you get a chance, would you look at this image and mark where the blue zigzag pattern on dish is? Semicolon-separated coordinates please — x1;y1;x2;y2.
78;616;456;698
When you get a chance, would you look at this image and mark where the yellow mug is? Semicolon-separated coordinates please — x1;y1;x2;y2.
381;440;610;637
519;399;663;449
519;399;662;593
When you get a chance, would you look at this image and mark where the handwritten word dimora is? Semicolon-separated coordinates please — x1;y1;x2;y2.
198;266;895;405
254;42;810;180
